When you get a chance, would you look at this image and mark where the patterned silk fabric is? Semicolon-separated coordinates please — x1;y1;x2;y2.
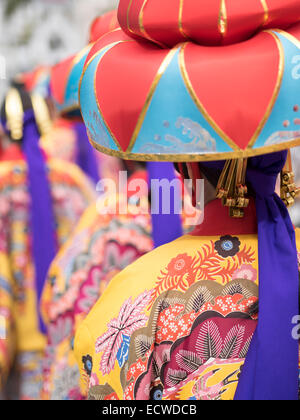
40;191;195;400
74;201;300;401
0;158;95;399
41;196;152;400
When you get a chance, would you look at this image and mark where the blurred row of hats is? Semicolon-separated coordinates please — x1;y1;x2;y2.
11;9;119;118
2;2;300;166
0;9;121;182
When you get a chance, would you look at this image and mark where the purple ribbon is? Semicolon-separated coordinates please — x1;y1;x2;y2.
22;111;57;334
234;151;299;400
73;121;100;184
201;151;299;400
1;111;58;334
147;162;183;248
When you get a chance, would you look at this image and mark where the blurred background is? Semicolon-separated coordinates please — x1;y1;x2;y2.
0;0;299;225
0;0;118;97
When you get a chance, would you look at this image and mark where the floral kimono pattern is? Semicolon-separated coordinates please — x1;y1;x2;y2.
40;194;153;400
74;228;300;401
40;189;196;400
0;158;95;400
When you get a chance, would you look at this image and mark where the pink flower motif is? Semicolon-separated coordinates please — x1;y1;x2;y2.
232;264;257;282
95;290;151;375
89;373;99;387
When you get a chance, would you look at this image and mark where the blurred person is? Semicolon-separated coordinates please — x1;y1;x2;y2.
39;12;196;398
40;154;200;399
0;85;95;400
0;124;5;158
74;1;300;401
49;10;122;185
13;67;78;164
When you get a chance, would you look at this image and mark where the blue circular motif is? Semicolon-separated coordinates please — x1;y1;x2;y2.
221;240;234;251
214;235;241;258
153;389;163;400
86;360;92;371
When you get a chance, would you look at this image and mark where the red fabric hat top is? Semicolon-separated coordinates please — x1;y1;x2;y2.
119;0;300;47
50;44;92;114
50;55;75;107
89;10;120;43
15;66;50;98
79;3;300;162
19;66;48;92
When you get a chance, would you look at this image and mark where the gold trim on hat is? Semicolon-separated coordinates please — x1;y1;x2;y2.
275;29;300;48
218;0;228;37
127;0;134;35
109;11;119;31
54;44;93;114
178;44;240;152
179;0;189;40
93;45;124;151
179;30;285;152
79;40;134;152
260;0;269;25
139;0;166;48
81;27;299;163
127;46;179;153
247;30;284;147
88;134;300;162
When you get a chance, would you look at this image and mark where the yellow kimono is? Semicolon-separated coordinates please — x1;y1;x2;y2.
40;194;152;400
0;158;95;399
74;200;300;400
40;189;195;400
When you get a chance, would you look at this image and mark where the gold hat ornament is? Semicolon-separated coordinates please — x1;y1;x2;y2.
31;93;52;137
5;88;24;141
4;88;52;140
280;150;300;208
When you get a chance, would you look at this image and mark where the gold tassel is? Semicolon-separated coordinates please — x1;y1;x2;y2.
31;94;52;137
280;150;300;207
5;88;24;141
216;158;249;218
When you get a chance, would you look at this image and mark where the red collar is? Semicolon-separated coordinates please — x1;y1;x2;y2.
0;144;24;162
0;144;49;163
190;198;257;237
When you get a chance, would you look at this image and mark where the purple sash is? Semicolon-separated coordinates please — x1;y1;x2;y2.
22;111;57;334
1;111;57;334
201;152;299;400
234;151;299;400
74;121;100;184
147;162;183;248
